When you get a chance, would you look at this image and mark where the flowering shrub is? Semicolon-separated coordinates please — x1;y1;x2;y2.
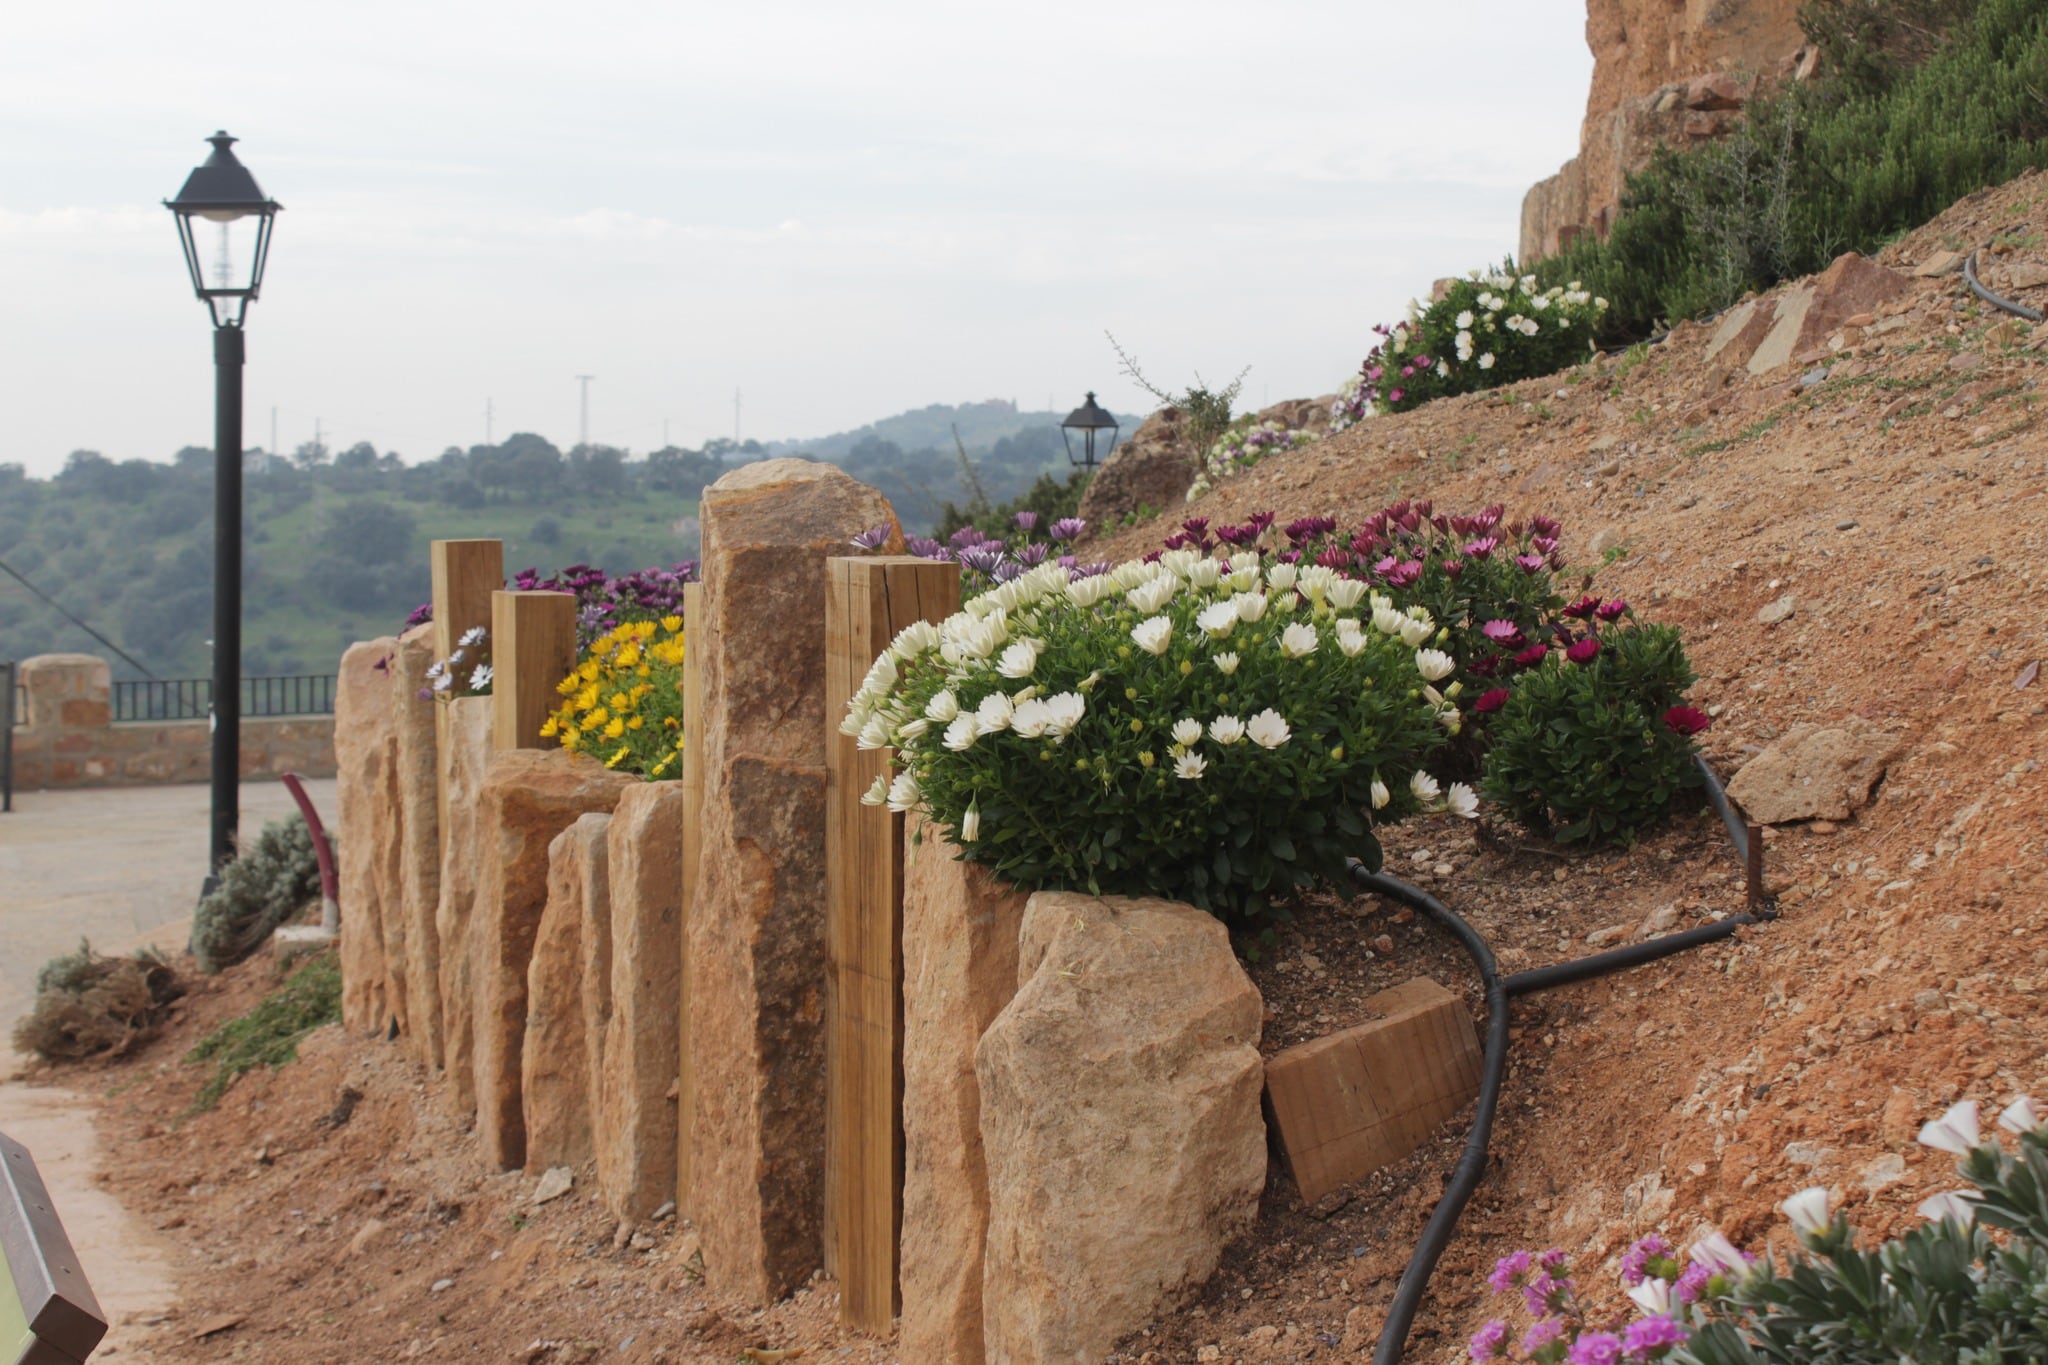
512;560;698;648
1479;618;1708;845
840;553;1472;924
1186;420;1318;501
1674;1096;2048;1365
1328;374;1369;434
1470;1243;1698;1363
540;615;688;778
1360;272;1606;415
901;512;1098;596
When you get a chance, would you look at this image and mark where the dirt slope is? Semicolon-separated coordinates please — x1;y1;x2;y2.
45;171;2048;1364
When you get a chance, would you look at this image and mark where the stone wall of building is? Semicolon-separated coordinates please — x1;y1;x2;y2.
6;653;335;791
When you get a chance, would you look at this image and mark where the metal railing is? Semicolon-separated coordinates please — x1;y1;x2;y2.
111;674;338;722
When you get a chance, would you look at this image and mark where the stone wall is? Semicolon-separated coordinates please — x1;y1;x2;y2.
6;653;335;790
1519;0;1808;263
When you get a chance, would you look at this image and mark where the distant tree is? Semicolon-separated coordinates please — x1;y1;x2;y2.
292;440;331;470
335;441;379;472
572;445;627;497
173;445;213;472
315;499;416;566
437;477;486;510
531;515;562;545
646;445;723;498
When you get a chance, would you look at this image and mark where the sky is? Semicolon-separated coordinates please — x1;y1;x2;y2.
0;1;1593;477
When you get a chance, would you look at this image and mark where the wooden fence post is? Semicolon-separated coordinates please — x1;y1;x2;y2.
677;581;707;1217
491;590;577;752
432;539;503;826
823;555;960;1331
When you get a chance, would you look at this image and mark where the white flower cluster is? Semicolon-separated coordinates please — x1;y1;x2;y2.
1188;420;1318;502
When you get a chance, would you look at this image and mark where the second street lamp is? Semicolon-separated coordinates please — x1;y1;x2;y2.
165;131;282;891
1060;391;1120;472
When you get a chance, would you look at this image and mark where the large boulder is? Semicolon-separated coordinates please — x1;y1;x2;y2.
472;748;635;1170
1074;409;1193;531
436;695;493;1118
687;458;899;1303
392;626;444;1068
334;637;398;1036
899;825;1033;1365
1706;253;1914;376
977;893;1266;1364
522;813;611;1172
1727;716;1905;825
597;780;688;1219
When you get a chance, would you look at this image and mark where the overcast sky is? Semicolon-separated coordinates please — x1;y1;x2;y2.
0;1;1591;477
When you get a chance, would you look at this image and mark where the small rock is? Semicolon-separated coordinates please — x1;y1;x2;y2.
1972;424;1994;443
613;1221;634;1250
1596;459;1622;477
2005;261;2048;290
345;1218;387;1260
1586;925;1629;947
1913;989;1946;1012
629;1233;658;1251
532;1167;574;1205
1799;367;1830;389
1914;250;1965;278
1835;518;1858;531
1809;820;1837;834
1757;595;1796;625
1785;1141;1836;1168
430;1278;456;1294
1433;862;1454;878
1372;935;1396;956
1677;494;1698;509
1197;1349;1223;1363
651;1201;676;1221
1878;395;1912;420
1950;350;1986;373
1244;1326;1281;1347
1636;904;1680;939
1861;1154;1907;1192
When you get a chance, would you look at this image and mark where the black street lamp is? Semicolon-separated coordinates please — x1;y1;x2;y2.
165;131;281;890
1059;391;1119;472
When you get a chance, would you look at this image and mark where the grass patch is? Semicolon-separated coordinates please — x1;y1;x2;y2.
186;953;342;1112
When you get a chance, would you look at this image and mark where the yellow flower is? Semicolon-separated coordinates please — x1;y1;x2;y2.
604;717;626;739
562;730;581;751
576;684;600;711
579;660;601;682
556;675;579;696
627;716;644;730
585;705;610;728
660;615;683;634
540;716;560;737
610;691;630;711
605;746;629;769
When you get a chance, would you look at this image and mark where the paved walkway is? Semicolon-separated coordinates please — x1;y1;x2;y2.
0;777;336;1356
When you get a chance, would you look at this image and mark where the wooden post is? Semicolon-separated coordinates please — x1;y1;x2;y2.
823;555;960;1331
431;539;503;829
491;590;577;752
677;582;707;1217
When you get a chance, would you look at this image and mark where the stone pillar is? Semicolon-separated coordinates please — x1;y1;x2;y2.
472;748;635;1171
597;780;688;1219
435;695;493;1119
898;825;1031;1365
977;894;1267;1365
523;812;612;1173
687;458;898;1304
18;654;110;731
334;638;399;1036
392;625;443;1066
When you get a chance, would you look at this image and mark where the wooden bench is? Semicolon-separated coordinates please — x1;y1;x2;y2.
1;1131;107;1365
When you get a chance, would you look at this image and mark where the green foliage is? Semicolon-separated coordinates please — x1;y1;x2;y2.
1541;0;2048;339
186;953;342;1112
842;556;1461;925
1680;1115;2048;1364
192;814;328;973
13;942;184;1062
1480;622;1705;845
1361;272;1607;413
1107;331;1249;467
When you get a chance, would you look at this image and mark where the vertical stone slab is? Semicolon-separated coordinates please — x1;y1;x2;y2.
334;638;398;1036
688;458;898;1305
393;626;444;1068
436;695;493;1118
898;825;1031;1365
473;748;635;1170
597;781;688;1218
523;812;612;1173
977;893;1267;1365
824;557;957;1330
676;581;708;1218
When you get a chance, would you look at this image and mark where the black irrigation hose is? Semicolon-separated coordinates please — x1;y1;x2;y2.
1963;249;2045;324
1347;862;1510;1365
1357;758;1771;1363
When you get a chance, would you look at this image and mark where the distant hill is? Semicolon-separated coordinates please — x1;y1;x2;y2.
0;398;1142;682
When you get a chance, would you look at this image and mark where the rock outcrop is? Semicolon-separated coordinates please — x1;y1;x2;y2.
1701;252;1914;376
977;893;1266;1365
1521;0;1809;263
1075;409;1193;531
899;827;1033;1365
687;458;899;1303
472;748;635;1170
597;780;688;1220
335;637;398;1036
522;813;611;1172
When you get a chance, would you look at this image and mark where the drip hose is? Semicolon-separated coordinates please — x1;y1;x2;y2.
1963;249;2044;323
1357;758;1771;1361
1348;863;1509;1365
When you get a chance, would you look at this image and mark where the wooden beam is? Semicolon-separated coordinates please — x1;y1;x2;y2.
823;555;960;1332
677;581;707;1218
1262;978;1483;1206
0;1129;107;1365
491;590;577;753
431;539;505;836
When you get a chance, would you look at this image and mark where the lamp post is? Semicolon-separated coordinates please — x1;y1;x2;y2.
1059;391;1119;472
165;131;281;890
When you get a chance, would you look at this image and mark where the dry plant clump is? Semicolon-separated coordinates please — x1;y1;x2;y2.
12;940;185;1062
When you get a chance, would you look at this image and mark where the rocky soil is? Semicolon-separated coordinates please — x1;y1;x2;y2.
32;171;2048;1363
